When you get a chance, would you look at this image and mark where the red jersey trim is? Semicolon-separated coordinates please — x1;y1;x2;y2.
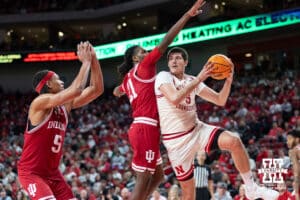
133;64;155;83
27;108;54;134
162;126;195;140
176;165;194;181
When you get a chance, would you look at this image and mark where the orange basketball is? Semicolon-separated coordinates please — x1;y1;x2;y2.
208;54;233;80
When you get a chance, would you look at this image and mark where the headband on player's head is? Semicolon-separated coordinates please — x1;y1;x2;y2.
35;71;55;93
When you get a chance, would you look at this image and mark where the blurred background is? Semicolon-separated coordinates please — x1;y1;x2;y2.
0;0;300;199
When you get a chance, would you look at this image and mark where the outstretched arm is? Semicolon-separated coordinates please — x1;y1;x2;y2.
71;43;104;109
31;42;92;112
157;0;206;54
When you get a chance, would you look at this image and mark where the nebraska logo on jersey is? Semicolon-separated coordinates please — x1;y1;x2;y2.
27;183;37;197
146;150;155;163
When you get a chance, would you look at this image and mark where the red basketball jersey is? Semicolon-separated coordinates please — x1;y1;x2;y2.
18;105;68;180
120;47;162;119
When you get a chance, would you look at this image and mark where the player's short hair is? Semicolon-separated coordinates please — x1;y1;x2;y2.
287;130;300;138
167;47;189;61
32;70;51;94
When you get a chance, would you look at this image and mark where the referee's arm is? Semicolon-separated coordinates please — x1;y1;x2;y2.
207;167;215;199
208;179;215;199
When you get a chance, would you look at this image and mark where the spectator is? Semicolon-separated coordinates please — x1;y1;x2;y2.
0;189;12;200
150;189;167;200
276;182;293;200
214;182;233;200
167;184;181;200
120;187;131;200
233;184;249;200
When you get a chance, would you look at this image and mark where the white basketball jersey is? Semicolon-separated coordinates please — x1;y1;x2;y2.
155;71;206;134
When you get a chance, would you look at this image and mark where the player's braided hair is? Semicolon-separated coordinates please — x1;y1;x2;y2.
118;45;139;78
32;70;50;94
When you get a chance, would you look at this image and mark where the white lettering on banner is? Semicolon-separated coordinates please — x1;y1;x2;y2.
94;9;300;59
258;158;288;184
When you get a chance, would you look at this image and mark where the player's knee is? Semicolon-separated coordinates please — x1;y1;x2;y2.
219;131;243;151
228;132;243;150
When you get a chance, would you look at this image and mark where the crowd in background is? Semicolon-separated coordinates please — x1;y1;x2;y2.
0;68;299;199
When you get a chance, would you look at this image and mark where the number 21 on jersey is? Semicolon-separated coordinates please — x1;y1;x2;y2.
126;78;138;103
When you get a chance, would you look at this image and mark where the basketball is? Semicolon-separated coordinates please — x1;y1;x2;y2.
208;54;233;80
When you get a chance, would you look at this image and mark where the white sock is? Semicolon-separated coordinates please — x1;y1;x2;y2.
240;171;256;188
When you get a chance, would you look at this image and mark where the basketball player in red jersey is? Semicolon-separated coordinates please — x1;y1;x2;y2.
17;41;104;200
287;130;300;200
113;1;206;199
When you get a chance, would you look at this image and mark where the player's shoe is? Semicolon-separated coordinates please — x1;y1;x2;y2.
245;184;279;200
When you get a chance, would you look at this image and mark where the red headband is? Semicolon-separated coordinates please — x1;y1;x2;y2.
35;71;55;93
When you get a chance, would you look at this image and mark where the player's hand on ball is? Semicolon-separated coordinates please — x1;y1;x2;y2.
196;61;213;83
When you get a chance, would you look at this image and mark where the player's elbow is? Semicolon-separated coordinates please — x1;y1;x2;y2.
95;85;104;97
73;87;84;96
215;96;227;107
216;101;226;107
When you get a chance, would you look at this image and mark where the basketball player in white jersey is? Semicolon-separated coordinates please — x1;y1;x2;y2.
287;130;300;200
154;47;279;200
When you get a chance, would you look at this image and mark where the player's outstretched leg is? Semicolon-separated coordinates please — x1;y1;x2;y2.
217;131;279;200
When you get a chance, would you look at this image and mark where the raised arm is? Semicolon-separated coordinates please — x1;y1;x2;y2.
31;42;92;112
157;0;206;54
159;62;212;105
198;63;234;106
71;43;104;109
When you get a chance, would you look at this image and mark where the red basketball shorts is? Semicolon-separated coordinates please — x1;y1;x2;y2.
128;122;162;174
18;172;75;200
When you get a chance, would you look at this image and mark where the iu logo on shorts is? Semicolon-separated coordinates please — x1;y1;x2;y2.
28;183;37;197
146;150;155;163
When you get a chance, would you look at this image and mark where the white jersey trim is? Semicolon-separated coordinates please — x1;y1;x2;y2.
61;105;69;125
38;195;56;200
133;64;155;83
27;108;54;134
132;162;156;174
157;157;163;165
133;117;158;127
